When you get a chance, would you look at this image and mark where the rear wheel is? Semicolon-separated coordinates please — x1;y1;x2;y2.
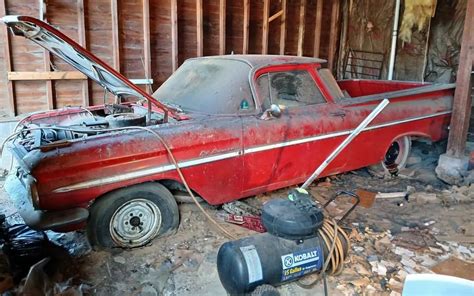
87;183;179;248
369;136;411;175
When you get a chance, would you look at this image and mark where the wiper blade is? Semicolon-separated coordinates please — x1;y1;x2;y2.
161;102;184;113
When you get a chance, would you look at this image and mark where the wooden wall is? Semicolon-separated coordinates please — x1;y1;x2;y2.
0;0;340;118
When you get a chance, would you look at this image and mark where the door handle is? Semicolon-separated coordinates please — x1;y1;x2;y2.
330;111;346;119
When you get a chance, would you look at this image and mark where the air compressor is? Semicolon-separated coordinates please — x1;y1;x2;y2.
216;189;355;294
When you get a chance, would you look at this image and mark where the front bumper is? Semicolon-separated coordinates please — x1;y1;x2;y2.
4;173;89;231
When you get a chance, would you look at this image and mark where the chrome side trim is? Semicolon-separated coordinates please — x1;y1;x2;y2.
53;110;451;193
245;110;452;153
53;151;240;193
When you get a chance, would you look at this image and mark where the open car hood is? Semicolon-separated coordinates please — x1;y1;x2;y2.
1;15;175;117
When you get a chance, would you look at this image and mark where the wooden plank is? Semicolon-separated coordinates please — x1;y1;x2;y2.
268;10;283;23
1;0;15;116
262;0;270;54
279;0;286;55
313;0;323;57
327;0;340;71
111;0;120;72
446;0;474;157
219;0;226;55
171;0;178;71
8;72;88;81
77;0;90;106
142;0;152;92
297;0;306;56
196;0;203;57
39;0;54;110
242;0;249;54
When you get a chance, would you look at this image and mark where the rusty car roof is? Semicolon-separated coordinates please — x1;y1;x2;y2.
189;55;327;69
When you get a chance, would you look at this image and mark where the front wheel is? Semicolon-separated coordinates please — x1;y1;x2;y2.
369;136;411;176
87;183;179;248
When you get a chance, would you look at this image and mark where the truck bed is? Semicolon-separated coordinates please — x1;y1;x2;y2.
337;79;428;98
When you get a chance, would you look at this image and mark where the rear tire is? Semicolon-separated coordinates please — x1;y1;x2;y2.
87;182;179;249
369;136;411;176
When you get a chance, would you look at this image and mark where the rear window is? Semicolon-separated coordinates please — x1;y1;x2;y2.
153;59;254;115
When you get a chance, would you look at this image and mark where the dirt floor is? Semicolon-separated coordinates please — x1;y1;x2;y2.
0;141;473;295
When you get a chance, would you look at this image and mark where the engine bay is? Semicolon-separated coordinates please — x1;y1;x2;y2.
14;104;165;152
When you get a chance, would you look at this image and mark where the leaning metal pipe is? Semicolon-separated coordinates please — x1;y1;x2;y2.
301;99;390;189
387;0;401;80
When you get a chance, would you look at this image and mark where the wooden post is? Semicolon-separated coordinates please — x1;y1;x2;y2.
327;0;340;71
111;0;120;72
446;0;474;157
262;0;269;54
219;0;226;55
297;0;306;56
242;0;249;54
279;0;286;55
77;0;90;106
1;0;15;116
39;0;54;110
142;0;152;92
196;0;203;57
313;0;323;57
171;0;178;71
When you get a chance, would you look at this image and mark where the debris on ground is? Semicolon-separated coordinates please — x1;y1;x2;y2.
0;141;472;295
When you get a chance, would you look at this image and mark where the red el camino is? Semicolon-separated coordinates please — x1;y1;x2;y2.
2;16;454;248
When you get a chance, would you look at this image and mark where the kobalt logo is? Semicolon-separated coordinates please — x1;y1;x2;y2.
294;250;318;262
282;250;319;269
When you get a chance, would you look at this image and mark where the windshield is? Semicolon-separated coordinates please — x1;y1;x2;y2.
153;58;254;115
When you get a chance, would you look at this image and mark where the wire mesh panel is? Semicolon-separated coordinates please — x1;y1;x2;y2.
343;49;385;80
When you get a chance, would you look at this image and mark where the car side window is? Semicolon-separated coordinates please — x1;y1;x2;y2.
256;70;326;110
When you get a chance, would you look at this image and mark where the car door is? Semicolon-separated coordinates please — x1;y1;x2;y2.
241;66;353;197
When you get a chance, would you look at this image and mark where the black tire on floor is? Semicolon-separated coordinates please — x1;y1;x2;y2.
250;285;280;296
87;182;179;249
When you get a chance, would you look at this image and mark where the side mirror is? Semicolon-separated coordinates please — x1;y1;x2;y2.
260;104;282;120
269;104;282;118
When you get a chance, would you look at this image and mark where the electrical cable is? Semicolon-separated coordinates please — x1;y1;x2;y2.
1;125;237;240
296;218;349;292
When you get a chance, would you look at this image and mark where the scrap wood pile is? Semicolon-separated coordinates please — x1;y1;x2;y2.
336;225;473;295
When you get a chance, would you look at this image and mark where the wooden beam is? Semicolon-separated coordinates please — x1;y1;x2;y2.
77;0;90;106
111;0;120;71
142;0;152;92
8;71;88;81
242;0;249;54
313;0;323;57
327;0;340;71
446;0;474;157
219;0;226;55
262;0;270;54
171;0;178;71
1;0;15;116
297;0;306;56
279;0;286;55
196;0;203;57
39;0;54;110
268;10;283;23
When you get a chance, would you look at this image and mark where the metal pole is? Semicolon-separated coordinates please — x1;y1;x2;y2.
301;99;390;189
387;0;401;80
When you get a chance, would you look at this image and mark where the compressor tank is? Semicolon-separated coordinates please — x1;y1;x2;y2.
217;232;326;294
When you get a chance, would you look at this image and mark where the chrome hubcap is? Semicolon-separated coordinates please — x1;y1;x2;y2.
110;199;162;247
